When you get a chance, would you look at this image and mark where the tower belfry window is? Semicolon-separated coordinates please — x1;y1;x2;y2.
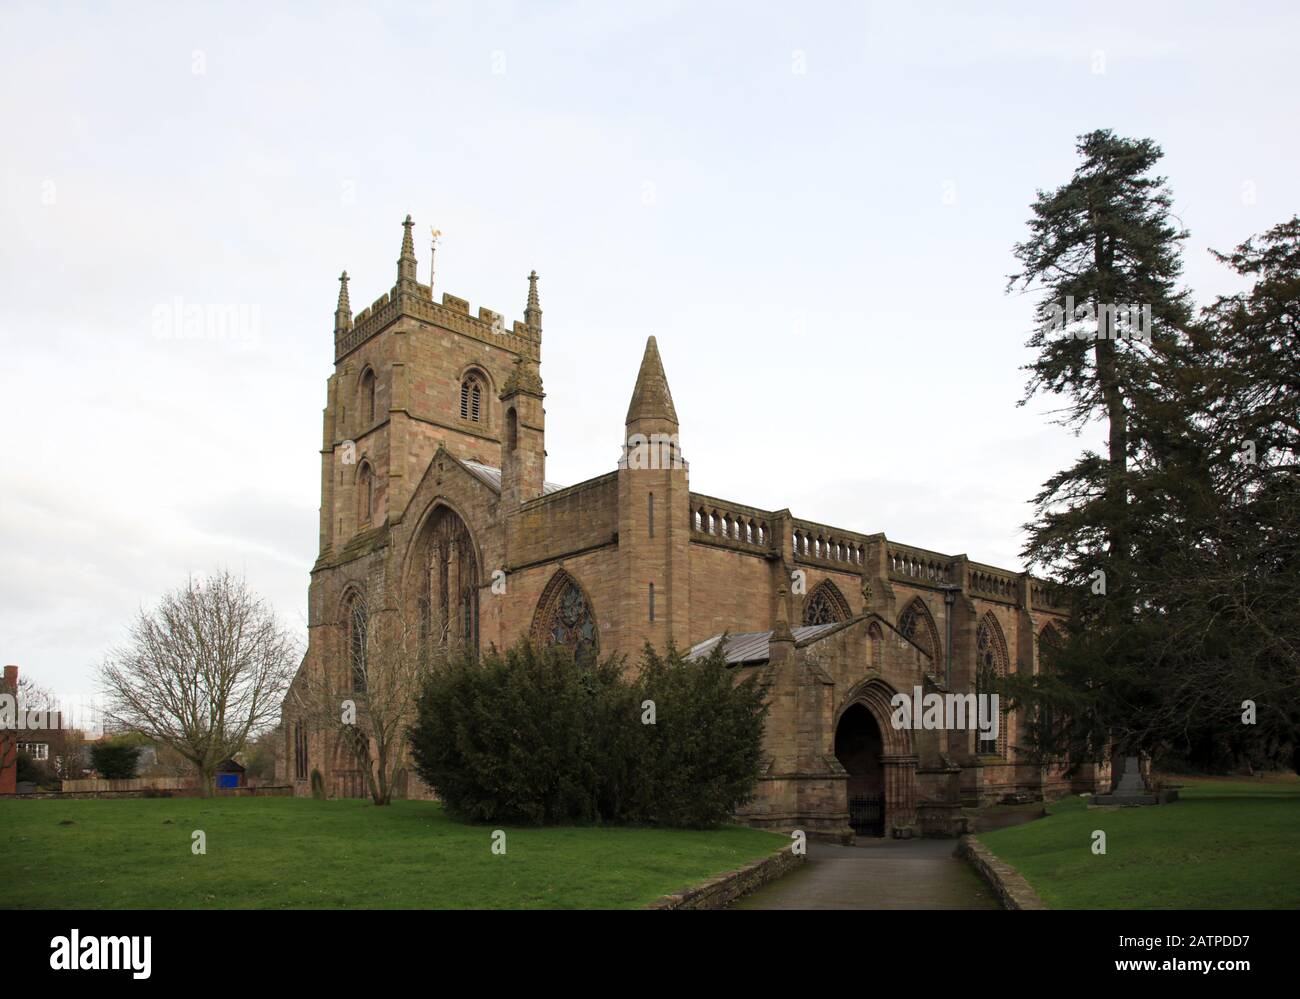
460;374;485;422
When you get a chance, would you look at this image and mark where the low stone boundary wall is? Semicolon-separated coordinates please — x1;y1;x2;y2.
11;785;293;800
958;836;1048;910
647;842;804;910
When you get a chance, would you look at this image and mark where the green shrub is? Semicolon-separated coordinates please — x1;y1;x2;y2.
90;741;141;779
310;768;326;800
408;639;766;827
16;749;47;785
633;642;769;827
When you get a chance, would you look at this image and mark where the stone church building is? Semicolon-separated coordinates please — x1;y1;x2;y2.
279;215;1092;839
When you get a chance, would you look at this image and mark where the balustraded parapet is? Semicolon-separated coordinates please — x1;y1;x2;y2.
886;543;952;586
967;564;1020;603
1030;580;1067;613
791;520;868;568
690;494;774;550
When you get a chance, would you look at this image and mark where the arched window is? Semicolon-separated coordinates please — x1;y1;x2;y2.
360;368;377;425
347;597;368;693
415;505;480;655
530;570;599;663
1037;622;1063;673
803;579;851;626
357;461;374;524
293;721;308;780
975;614;1008;757
1036;622;1065;754
896;597;941;663
507;407;518;450
460;372;485;422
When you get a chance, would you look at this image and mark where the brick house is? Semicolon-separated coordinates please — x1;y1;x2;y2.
0;664;67;793
279;216;1094;837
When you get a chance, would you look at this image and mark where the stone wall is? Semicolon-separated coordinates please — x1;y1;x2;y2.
646;842;804;909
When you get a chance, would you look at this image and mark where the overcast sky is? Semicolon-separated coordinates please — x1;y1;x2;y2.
2;1;1296;716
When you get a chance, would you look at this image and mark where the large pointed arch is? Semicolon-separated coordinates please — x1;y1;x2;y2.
530;568;600;663
802;579;852;626
835;677;913;757
1037;621;1064;675
975;611;1010;757
408;502;480;655
896;597;942;664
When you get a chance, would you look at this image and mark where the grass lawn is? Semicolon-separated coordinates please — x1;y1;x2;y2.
978;774;1300;909
0;797;787;909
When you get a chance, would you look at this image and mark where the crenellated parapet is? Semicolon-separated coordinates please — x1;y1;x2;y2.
336;288;541;363
332;214;542;364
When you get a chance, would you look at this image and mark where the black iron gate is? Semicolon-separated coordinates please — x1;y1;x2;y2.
848;793;885;837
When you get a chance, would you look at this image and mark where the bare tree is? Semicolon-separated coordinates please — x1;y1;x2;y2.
97;571;299;794
290;598;429;805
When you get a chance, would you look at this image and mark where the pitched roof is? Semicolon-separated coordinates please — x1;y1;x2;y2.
686;622;843;665
462;459;564;496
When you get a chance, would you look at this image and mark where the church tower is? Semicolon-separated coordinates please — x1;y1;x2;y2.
617;337;691;652
315;214;544;562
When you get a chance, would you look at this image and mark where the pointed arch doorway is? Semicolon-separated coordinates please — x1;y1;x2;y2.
835;703;886;837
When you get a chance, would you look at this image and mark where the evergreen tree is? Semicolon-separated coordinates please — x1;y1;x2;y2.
1007;211;1300;774
1009;130;1193;609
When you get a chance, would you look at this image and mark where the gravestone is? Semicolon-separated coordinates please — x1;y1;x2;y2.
1092;755;1178;806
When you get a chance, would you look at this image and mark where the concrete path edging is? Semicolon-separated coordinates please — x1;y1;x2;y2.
958;836;1049;910
647;843;805;909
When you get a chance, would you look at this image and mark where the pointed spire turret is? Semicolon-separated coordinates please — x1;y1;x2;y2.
397;213;418;285
524;270;542;334
624;336;678;430
334;270;352;334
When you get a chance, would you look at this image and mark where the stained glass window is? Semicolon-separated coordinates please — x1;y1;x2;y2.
803;581;850;626
533;572;599;663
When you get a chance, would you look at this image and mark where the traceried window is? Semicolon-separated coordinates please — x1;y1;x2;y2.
416;505;480;656
975;616;1008;757
1037;623;1063;672
1036;624;1065;753
803;580;850;626
531;571;599;663
348;598;368;693
460;373;485;422
896;598;939;662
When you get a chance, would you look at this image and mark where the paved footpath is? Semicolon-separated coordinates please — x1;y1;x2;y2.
731;837;1001;910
